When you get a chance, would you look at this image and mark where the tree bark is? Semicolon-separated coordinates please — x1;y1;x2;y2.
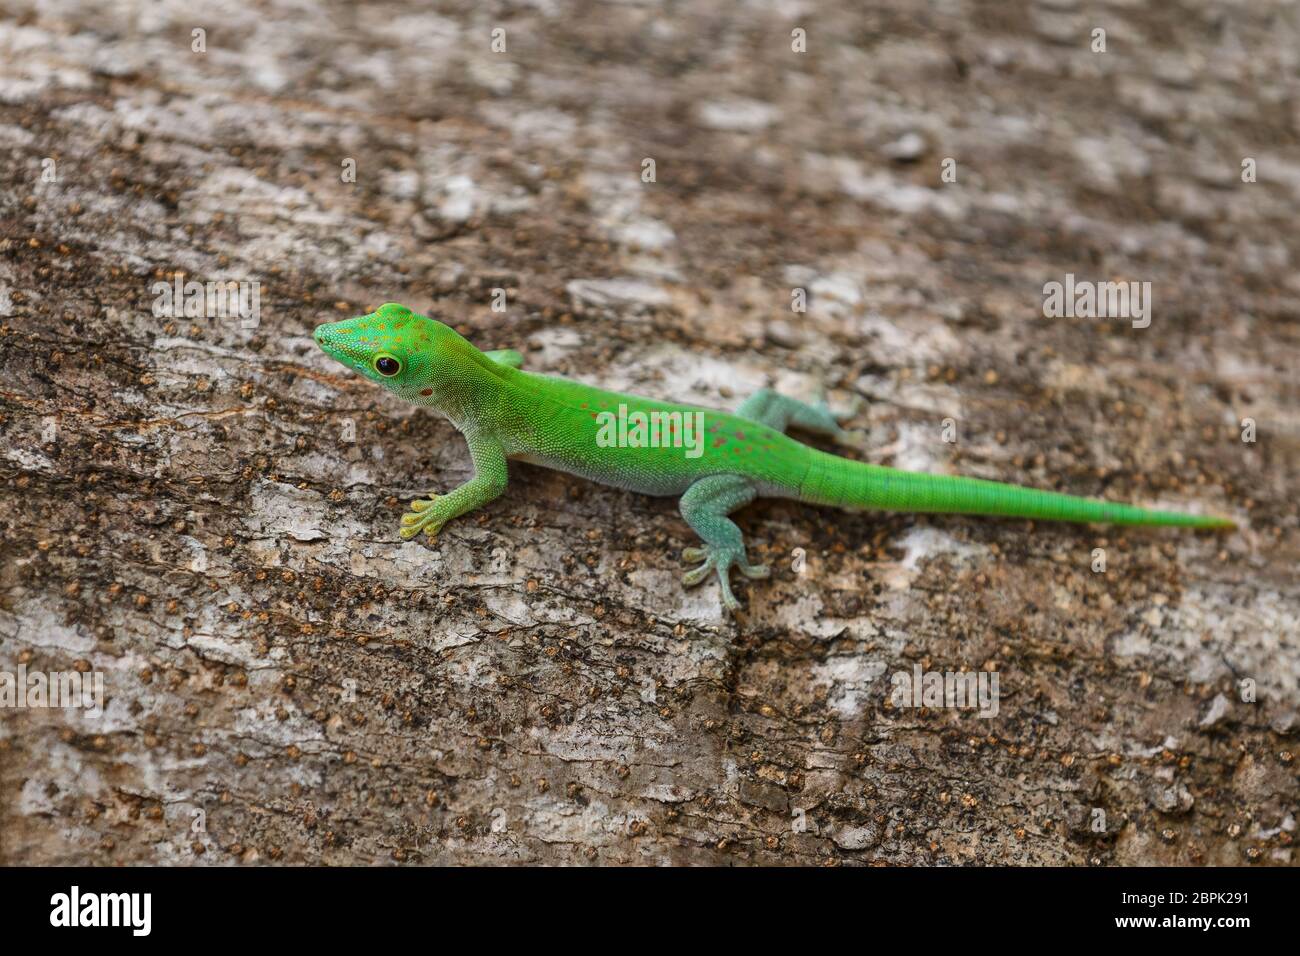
1;0;1296;865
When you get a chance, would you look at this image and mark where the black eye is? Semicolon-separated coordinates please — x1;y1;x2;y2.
375;356;401;376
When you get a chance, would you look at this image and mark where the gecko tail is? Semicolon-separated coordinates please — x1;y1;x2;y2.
802;457;1235;529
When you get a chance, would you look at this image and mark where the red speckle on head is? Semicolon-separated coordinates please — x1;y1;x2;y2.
580;402;588;408
420;388;434;397
713;437;726;448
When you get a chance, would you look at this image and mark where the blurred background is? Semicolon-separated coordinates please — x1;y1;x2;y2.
0;1;1295;865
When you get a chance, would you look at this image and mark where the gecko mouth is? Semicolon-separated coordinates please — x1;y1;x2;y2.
314;322;360;364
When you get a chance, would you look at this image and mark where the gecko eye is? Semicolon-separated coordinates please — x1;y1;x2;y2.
374;355;401;377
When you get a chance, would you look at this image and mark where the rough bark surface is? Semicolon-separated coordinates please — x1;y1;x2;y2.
1;1;1296;866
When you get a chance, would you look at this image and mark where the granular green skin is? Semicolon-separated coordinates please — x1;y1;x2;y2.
315;303;1234;611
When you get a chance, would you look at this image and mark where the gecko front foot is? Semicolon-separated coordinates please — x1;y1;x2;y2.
399;494;446;540
681;545;770;612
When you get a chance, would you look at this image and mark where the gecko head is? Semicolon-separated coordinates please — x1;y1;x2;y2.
314;303;456;405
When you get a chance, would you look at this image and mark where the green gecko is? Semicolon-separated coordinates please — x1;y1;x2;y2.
314;303;1235;612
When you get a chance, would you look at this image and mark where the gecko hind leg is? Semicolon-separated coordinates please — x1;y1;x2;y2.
736;387;864;446
679;475;769;613
483;349;523;368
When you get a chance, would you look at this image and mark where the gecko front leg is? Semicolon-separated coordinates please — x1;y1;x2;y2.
399;430;508;540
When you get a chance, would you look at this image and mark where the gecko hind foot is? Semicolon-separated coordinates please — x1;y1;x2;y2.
815;393;869;449
816;390;862;423
834;427;870;451
681;545;770;611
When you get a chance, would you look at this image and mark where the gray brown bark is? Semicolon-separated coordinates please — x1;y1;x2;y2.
0;0;1296;865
